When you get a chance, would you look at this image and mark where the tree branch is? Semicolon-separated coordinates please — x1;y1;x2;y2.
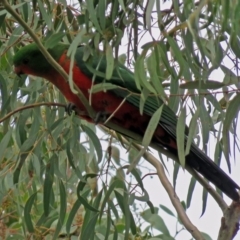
218;202;240;240
99;123;228;211
148;142;228;211
106;129;205;240
141;147;205;240
0;102;66;124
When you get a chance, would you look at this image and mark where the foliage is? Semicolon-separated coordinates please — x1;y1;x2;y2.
0;0;239;239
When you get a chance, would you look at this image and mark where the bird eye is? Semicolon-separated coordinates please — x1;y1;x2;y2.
23;59;29;64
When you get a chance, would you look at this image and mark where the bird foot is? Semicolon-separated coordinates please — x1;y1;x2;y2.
66;103;109;124
65;102;87;116
94;111;110;124
65;102;77;116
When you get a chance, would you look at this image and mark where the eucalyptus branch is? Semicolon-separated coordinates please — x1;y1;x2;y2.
141;147;205;240
0;102;66;124
218;202;240;240
104;128;205;240
2;0;95;119
100;125;228;211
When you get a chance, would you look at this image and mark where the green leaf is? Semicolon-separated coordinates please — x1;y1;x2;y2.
157;42;173;76
0;73;8;116
201;232;213;240
53;180;67;240
77;183;98;212
145;0;155;32
13;153;28;184
24;192;37;233
201;189;208;216
141;208;170;235
86;0;102;33
81;125;102;163
173;162;180;189
132;190;150;202
135;51;156;93
221;65;239;85
180;80;225;90
159;205;175;217
230;32;240;59
45;32;65;49
0;129;12;163
43;158;55;216
110;146;120;165
90;83;118;93
142;105;163;148
131;168;144;191
109;200;119;220
37;0;52;29
118;0;126;12
185;109;199;156
97;0;106;30
186;177;196;208
167;36;188;76
80;213;99;240
105;208;111;240
66;199;81;235
222;94;240;171
106;43;114;80
147;200;155;214
146;49;166;96
7;26;24;47
114;190;137;235
99;180;123;221
0;13;6;28
128;105;163;173
177;107;186;167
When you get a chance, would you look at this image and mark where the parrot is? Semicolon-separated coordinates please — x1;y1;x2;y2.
13;43;240;201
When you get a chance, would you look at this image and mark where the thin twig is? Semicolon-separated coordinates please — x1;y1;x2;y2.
0;102;66;123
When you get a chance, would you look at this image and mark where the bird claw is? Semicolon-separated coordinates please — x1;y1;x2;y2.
94;111;109;124
65;102;77;116
66;104;109;124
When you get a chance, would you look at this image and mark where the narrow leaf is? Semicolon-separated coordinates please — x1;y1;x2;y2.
80;213;99;240
180;80;225;90
114;190;137;235
24;192;37;233
81;125;102;163
177;108;186;167
142;105;163;148
222;94;240;171
186;177;196;208
53;180;67;240
106;43;114;80
145;0;155;32
185;109;199;156
43;159;55;216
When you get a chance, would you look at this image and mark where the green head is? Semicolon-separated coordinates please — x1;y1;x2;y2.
13;43;68;77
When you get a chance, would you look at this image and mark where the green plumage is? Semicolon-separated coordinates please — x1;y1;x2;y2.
13;43;240;201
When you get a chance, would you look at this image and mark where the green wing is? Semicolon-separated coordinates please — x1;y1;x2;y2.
75;46;240;201
75;47;178;133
